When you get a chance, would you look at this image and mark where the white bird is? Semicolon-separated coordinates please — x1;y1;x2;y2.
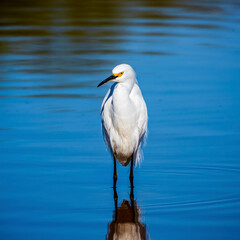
97;64;148;185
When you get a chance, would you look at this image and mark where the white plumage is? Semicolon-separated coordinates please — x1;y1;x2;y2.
98;64;148;167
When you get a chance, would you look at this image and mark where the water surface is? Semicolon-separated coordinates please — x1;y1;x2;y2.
1;0;240;239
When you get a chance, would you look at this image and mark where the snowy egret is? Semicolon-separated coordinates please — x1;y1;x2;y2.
97;64;148;186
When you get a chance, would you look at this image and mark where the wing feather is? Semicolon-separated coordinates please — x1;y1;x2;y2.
130;83;148;165
100;84;117;155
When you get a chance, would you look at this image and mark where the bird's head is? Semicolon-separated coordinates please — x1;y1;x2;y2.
97;64;136;87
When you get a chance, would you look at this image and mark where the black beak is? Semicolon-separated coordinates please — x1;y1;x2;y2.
97;75;117;87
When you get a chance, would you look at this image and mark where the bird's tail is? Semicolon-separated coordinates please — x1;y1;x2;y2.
134;131;148;167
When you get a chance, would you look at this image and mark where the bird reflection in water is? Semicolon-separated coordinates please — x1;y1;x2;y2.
106;183;149;240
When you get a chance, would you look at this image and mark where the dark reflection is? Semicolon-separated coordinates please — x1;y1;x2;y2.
106;186;149;240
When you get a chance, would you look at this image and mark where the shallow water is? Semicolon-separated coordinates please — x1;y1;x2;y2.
1;0;240;239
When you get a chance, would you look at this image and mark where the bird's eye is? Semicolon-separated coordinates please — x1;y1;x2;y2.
116;72;124;77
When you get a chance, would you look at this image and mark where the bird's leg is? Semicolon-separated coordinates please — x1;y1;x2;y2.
113;184;118;221
113;155;117;187
130;179;134;201
129;155;134;186
130;180;136;223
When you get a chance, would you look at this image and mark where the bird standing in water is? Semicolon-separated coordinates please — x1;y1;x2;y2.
97;64;148;187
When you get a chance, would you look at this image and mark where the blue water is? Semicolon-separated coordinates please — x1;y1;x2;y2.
1;0;240;239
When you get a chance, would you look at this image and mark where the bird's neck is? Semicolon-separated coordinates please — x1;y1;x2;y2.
117;77;136;93
112;79;136;116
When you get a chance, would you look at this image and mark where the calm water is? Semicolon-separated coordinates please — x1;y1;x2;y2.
1;0;240;239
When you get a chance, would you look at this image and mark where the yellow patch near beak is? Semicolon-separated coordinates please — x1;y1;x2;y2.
113;72;124;77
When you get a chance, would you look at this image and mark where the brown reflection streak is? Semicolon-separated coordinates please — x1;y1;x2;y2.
0;0;225;76
106;186;149;240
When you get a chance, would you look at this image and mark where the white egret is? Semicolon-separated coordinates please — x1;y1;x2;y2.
97;64;148;185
